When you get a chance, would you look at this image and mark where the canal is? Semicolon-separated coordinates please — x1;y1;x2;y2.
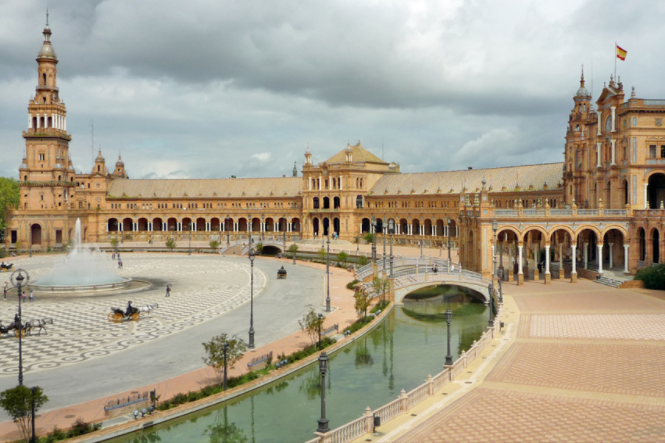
109;285;488;443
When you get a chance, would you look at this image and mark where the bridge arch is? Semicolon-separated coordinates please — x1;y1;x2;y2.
393;277;490;305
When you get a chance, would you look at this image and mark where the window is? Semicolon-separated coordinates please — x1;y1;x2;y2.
39;153;45;161
605;116;612;132
633;117;637;126
650;145;657;158
661;146;665;158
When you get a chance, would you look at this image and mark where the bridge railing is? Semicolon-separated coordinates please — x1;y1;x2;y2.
303;305;504;443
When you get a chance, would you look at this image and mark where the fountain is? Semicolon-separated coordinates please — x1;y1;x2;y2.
31;219;135;293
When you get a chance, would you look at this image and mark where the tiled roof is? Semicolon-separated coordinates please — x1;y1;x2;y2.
324;143;387;164
107;177;302;199
369;163;564;196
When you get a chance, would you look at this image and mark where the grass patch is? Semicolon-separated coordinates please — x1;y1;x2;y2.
370;300;390;313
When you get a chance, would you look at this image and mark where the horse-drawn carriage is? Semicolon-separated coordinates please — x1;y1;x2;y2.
107;304;158;323
0;317;53;338
277;266;287;279
0;262;14;272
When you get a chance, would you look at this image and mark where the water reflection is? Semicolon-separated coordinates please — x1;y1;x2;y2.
203;407;247;443
402;285;487;353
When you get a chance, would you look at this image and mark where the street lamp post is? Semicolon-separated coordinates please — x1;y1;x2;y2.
223;342;229;391
318;313;323;349
371;216;377;264
326;238;331;312
248;248;256;349
388;219;395;278
10;269;29;386
446;217;452;266
445;304;453;366
487;283;494;328
226;215;230;247
492;219;498;282
316;352;330;434
188;220;192;255
283;214;286;250
261;214;265;241
382;225;386;274
30;386;37;443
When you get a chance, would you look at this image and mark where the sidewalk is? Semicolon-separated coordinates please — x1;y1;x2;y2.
0;257;362;442
383;279;665;442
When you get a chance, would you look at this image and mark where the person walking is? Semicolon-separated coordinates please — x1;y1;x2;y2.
22;291;26;302
29;291;34;302
165;284;171;298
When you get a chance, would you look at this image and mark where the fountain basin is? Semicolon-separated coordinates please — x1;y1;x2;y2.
29;278;152;296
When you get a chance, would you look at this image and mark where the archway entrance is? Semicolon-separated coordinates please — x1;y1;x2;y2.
333;217;340;237
648;173;665;209
323;218;330;236
31;224;42;246
651;228;660;264
313;217;320;236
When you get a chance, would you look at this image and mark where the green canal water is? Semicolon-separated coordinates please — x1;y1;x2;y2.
110;285;488;443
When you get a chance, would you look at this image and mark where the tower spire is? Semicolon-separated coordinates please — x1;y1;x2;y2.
46;7;49;26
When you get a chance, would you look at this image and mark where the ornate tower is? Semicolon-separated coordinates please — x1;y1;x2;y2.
563;68;594;207
20;18;73;211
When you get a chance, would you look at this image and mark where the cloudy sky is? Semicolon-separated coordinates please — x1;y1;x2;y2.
1;0;663;180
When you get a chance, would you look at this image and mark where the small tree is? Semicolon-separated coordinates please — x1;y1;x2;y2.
209;239;220;250
255;242;263;255
0;385;48;443
202;334;248;385
110;237;118;248
288;243;299;254
317;248;326;261
298;308;324;347
363;232;375;244
357;256;368;266
166;237;177;251
337;251;349;266
354;288;373;320
371;276;391;304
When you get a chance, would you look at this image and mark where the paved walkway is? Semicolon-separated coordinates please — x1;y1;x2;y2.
0;255;361;442
372;279;665;442
0;255;267;374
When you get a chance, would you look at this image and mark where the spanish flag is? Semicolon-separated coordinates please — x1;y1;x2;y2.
616;45;627;61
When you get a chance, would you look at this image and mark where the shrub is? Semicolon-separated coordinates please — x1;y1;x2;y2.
634;264;665;289
358;256;368;266
346;279;359;290
343;316;373;335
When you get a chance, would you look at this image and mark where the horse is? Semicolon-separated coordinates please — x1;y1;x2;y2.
26;318;53;336
135;304;158;315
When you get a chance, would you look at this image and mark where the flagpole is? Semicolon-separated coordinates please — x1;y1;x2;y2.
614;41;617;82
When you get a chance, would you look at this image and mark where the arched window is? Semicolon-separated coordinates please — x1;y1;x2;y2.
356;195;363;208
605;116;612;132
313;197;319;209
42;73;46;85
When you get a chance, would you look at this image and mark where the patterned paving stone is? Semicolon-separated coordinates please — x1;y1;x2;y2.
512;289;665;314
0;254;265;374
485;342;665;398
530;314;665;340
396;388;665;443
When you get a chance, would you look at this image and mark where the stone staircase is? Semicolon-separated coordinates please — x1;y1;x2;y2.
594;275;623;288
221;245;245;256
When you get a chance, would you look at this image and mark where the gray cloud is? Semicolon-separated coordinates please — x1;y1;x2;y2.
0;0;662;180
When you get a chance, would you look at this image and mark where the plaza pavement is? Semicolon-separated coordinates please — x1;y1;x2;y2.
0;253;366;441
359;278;665;443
